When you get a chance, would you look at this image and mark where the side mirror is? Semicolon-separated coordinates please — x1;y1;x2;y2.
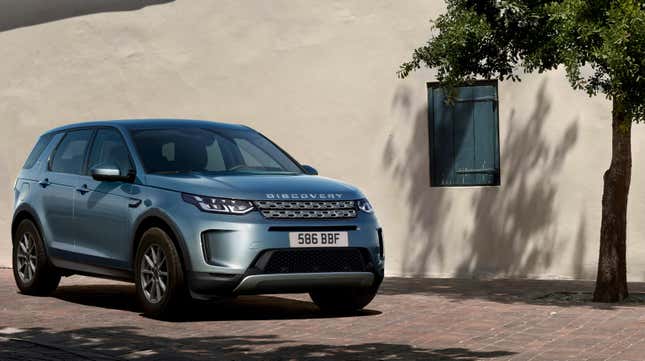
91;164;135;182
301;165;318;176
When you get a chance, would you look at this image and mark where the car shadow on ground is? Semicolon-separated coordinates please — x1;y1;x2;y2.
53;284;381;321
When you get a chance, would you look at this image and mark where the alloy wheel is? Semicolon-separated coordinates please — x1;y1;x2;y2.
140;244;169;304
16;233;37;283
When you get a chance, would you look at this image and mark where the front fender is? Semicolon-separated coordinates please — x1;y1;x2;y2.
129;207;193;271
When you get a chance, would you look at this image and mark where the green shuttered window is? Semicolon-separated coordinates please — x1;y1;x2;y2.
428;81;500;187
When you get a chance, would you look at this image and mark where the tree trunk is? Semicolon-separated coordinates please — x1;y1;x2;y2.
593;99;631;302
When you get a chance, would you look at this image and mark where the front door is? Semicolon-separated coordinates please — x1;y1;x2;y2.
74;128;136;270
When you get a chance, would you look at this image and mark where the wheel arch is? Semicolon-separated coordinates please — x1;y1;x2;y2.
11;205;44;244
131;210;191;272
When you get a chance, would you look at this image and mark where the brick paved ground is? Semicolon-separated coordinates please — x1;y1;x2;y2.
2;269;645;361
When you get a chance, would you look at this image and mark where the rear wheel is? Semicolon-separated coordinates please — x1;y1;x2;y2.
135;227;187;319
12;219;61;295
310;286;378;313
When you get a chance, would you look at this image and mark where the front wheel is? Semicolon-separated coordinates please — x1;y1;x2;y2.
134;227;187;319
310;286;378;313
12;219;61;295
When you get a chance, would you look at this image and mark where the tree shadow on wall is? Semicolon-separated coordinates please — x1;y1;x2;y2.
385;80;584;279
384;88;450;274
0;326;515;361
0;0;174;32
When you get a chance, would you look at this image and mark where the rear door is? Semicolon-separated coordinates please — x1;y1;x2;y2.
74;127;137;270
40;129;93;257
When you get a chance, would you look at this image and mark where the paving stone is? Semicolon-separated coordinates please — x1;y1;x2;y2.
2;270;645;360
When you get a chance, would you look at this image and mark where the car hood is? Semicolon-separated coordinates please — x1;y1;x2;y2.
144;173;365;200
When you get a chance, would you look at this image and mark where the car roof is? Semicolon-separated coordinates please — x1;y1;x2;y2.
44;119;251;135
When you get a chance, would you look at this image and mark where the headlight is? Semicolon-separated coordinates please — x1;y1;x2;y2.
357;198;374;213
182;193;254;214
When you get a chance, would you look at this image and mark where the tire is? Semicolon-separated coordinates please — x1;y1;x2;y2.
310;286;378;313
12;219;61;296
134;227;187;319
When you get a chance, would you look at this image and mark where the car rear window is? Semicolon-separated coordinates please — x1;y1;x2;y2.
23;133;55;169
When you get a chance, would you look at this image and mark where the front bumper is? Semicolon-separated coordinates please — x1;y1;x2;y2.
188;247;384;299
233;272;375;294
188;270;383;300
174;203;384;298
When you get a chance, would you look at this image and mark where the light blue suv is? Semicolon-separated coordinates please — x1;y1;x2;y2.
12;119;384;317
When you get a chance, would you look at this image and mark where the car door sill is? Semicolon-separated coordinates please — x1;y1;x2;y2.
50;256;133;282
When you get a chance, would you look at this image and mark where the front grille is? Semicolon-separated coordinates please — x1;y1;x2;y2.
255;248;367;273
255;200;357;219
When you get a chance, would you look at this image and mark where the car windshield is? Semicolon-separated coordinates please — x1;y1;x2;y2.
130;127;303;175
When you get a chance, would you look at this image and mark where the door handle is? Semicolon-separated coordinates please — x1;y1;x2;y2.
38;178;51;188
75;184;90;195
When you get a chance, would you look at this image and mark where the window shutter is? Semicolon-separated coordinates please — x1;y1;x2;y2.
429;83;500;187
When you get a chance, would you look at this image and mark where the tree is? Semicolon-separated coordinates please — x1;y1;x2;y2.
399;0;645;302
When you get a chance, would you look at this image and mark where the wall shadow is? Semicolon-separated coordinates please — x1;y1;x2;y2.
384;89;451;274
386;80;585;279
454;82;580;277
0;0;174;32
0;326;515;361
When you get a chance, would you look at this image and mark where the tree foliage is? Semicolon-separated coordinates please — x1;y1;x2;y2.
399;0;645;122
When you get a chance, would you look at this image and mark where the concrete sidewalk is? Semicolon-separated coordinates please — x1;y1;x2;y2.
1;269;645;360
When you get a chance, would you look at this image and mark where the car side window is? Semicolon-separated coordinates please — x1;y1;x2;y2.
49;129;93;174
87;128;133;176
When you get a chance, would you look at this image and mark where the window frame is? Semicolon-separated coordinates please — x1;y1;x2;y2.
427;79;501;187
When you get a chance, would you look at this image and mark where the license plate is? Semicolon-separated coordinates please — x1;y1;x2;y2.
289;232;349;248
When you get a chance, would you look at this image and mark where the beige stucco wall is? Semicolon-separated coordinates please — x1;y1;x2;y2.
1;0;644;280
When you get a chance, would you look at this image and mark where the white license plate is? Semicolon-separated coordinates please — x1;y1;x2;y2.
289;232;349;248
